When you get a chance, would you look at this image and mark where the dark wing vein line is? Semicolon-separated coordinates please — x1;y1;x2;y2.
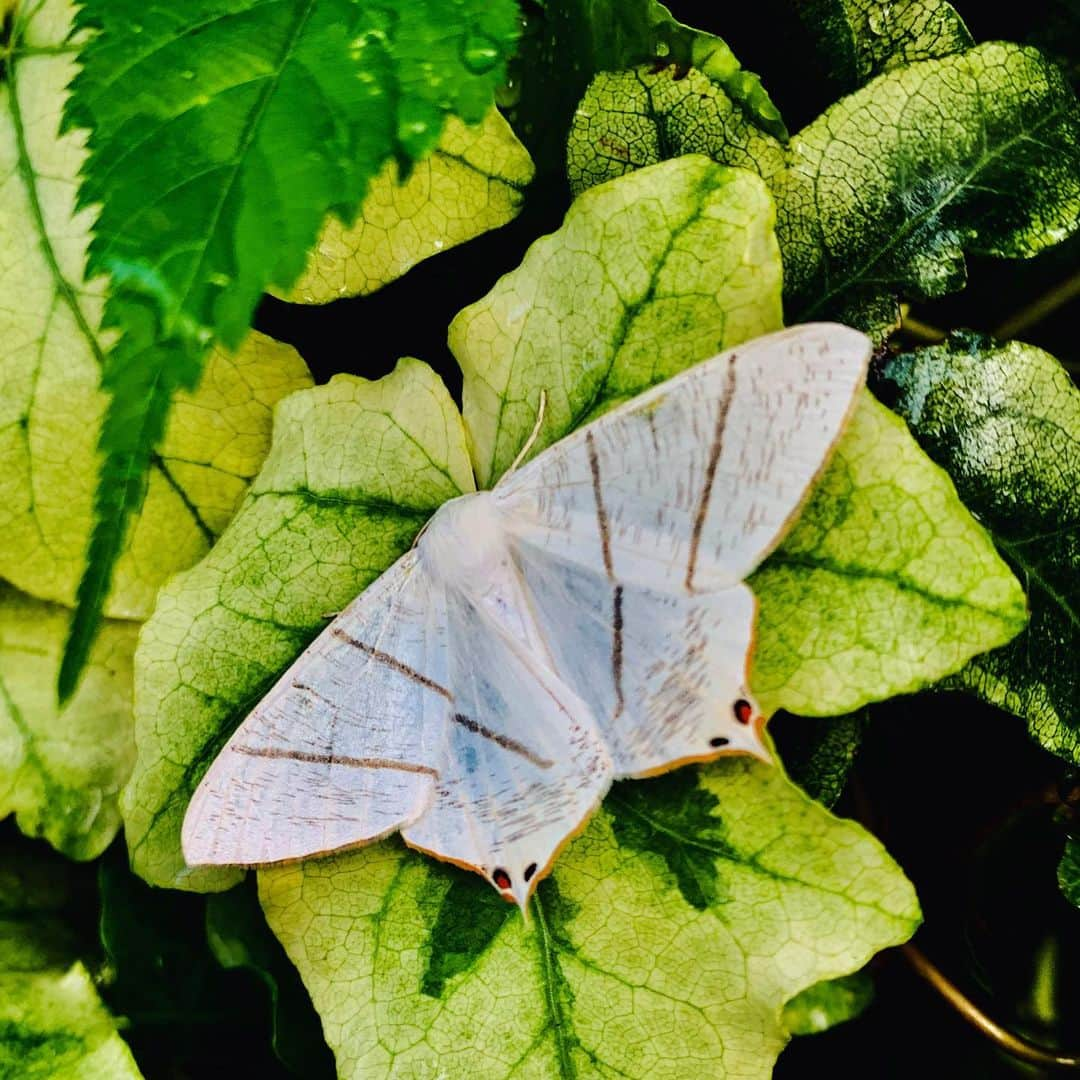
586;429;625;718
685;356;737;592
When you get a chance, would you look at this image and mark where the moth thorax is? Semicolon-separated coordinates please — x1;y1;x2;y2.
418;491;509;585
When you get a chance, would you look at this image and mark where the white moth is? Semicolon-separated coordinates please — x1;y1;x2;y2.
182;323;871;911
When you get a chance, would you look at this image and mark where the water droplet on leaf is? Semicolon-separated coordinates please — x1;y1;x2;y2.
460;29;500;74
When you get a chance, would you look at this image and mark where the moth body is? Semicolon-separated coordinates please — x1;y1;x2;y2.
417;490;506;588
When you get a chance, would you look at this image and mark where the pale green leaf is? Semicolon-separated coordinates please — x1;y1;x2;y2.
794;0;972;90
0;586;137;860
781;970;874;1036
750;392;1028;716
284;107;534;304
125;358;474;890
453;155;784;487
260;760;918;1079
0;964;143;1079
0;842;142;1079
567;43;1080;337
0;318;311;619
883;335;1080;763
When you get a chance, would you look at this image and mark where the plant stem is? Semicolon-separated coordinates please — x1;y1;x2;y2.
901;943;1080;1070
994;269;1080;341
899;312;947;344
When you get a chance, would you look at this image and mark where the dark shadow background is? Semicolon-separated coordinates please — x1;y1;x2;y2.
239;2;1079;1076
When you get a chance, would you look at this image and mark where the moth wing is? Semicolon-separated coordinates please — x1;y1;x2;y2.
402;565;611;911
495;323;870;592
511;540;767;776
182;550;450;867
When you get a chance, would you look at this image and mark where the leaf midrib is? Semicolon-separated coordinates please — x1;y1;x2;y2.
761;548;1025;622
173;0;317;321
532;892;577;1080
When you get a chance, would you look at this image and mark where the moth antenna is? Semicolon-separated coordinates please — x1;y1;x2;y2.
504;390;548;479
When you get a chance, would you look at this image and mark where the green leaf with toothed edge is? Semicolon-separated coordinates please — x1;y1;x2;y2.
0;0;314;859
883;335;1080;766
56;0;520;699
0;0;312;620
567;42;1080;339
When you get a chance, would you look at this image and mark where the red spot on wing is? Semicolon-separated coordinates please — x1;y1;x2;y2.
493;868;512;891
734;699;753;725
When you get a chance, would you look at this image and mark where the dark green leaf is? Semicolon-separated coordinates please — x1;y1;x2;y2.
509;0;784;176
774;711;869;809
882;334;1080;762
1059;838;1080;908
793;0;972;93
567;43;1080;338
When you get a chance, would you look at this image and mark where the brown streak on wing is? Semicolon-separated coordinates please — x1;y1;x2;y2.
685;356;737;592
231;744;438;776
451;712;554;769
586;430;613;578
331;627;451;699
612;585;625;719
586;429;627;718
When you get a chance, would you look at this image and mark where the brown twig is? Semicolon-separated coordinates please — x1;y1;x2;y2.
900;944;1080;1071
849;770;1080;1069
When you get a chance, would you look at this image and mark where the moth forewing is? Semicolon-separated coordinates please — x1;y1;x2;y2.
493;322;872;592
181;551;446;868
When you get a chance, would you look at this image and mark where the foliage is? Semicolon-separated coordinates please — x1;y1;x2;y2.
0;838;142;1077
261;762;917;1078
567;45;1080;337
0;0;1078;1074
883;336;1080;764
57;0;520;697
